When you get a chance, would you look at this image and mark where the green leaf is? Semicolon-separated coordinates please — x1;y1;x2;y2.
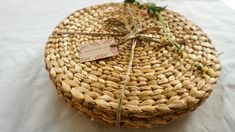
124;0;135;3
154;5;167;13
147;7;155;14
135;1;144;9
147;3;157;14
146;2;167;14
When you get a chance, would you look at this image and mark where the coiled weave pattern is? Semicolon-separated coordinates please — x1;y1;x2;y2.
45;3;220;128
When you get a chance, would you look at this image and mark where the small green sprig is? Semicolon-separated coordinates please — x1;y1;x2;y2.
124;0;182;52
124;0;207;73
147;2;166;14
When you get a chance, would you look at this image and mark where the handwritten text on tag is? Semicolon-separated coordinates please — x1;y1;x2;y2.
79;38;118;63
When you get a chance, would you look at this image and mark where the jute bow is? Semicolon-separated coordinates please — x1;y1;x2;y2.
55;4;162;126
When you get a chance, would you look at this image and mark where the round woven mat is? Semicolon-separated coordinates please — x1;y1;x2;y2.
45;3;220;128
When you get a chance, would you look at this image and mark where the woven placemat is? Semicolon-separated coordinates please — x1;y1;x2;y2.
44;3;220;128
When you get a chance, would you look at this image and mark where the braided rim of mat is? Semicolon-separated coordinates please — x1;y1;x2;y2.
44;3;220;128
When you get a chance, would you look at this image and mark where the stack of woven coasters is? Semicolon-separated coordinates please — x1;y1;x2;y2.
45;2;220;128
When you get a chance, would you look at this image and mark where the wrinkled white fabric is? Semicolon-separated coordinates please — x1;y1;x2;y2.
0;0;235;132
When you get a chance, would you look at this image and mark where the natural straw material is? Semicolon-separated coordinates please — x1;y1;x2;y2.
45;3;220;128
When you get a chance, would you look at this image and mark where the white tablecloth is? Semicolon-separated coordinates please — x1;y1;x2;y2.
0;0;235;131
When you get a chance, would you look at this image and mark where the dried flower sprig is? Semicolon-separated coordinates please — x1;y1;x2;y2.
124;0;182;52
124;0;207;73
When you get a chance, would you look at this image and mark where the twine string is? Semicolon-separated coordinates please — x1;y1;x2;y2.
115;4;141;126
116;38;137;126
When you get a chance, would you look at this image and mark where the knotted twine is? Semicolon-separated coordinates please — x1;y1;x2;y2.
55;4;163;126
